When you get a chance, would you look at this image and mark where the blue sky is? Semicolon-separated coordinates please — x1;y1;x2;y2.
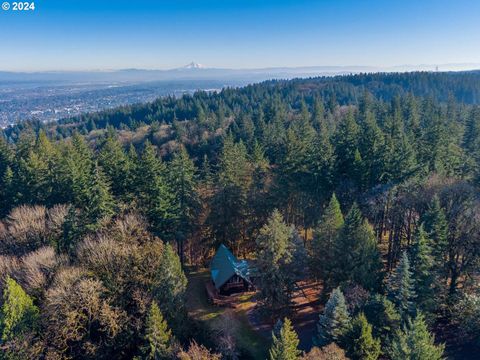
1;0;479;71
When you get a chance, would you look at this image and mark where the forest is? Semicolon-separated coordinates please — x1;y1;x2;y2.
1;71;480;359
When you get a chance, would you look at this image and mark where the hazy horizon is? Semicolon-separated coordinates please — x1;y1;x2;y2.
2;62;480;74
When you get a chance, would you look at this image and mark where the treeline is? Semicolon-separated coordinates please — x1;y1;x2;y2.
4;71;480;142
1;72;480;358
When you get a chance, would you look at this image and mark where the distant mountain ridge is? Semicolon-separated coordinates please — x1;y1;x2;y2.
1;62;479;85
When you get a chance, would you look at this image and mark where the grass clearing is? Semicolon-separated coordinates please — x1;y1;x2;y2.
186;269;269;359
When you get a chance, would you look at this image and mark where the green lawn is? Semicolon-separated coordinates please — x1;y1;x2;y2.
186;269;269;360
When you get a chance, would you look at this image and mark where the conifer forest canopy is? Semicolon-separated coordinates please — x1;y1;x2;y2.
1;71;480;359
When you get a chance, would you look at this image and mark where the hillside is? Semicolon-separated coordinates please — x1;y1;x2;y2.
1;71;480;359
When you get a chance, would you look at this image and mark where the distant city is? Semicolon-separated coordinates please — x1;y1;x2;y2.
0;79;242;128
1;62;479;128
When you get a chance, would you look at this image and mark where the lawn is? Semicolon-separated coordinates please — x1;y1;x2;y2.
186;269;270;360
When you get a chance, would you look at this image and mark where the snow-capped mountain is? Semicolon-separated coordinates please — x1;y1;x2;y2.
181;62;205;69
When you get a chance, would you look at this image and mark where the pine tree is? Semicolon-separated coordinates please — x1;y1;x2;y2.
352;148;365;190
15;128;36;161
18;130;60;205
418;98;451;174
388;252;416;320
168;145;199;265
404;94;421;143
312;98;326;133
346;313;381;360
410;225;435;313
422;196;448;280
278;127;309;226
388;313;444;360
209;135;252;251
0;277;39;341
0;135;13;179
59;132;94;206
0;137;14;216
58;205;82;254
136;141;175;238
143;302;173;360
358;111;385;188
126;143;139;195
383;113;417;184
334;109;359;179
98;128;132;197
154;243;188;333
464;108;480;182
333;204;383;291
310;193;344;293
256;210;294;314
82;163;115;230
0;166;15;217
248;141;270;244
314;287;351;347
309;118;334;209
363;294;401;343
269;318;301;360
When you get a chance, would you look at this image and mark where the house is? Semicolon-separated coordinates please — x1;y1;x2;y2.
210;244;254;295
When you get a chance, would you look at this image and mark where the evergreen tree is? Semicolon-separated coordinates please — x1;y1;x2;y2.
0;166;15;217
98;128;132;197
143;302;173;360
58;132;94;206
404;94;421;143
464;108;480;182
388;252;416;320
168;145;199;265
422;196;448;280
18;130;60;205
352;148;365;190
248;141;271;244
209;135;252;251
154;243;188;333
310;193;344;293
269;318;301;360
85;165;115;224
0;136;14;216
358;111;385;188
363;294;401;343
333;204;383;291
58;205;82;254
125;143;139;195
0;277;39;341
334;110;359;180
410;225;435;313
312;98;326;133
388;313;444;360
346;313;381;360
0;135;13;179
136;141;175;238
383;113;418;184
278;126;312;227
309;117;334;209
255;210;294;314
418;99;451;174
314;287;351;347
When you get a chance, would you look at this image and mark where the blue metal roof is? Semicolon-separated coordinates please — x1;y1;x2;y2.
210;244;252;289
